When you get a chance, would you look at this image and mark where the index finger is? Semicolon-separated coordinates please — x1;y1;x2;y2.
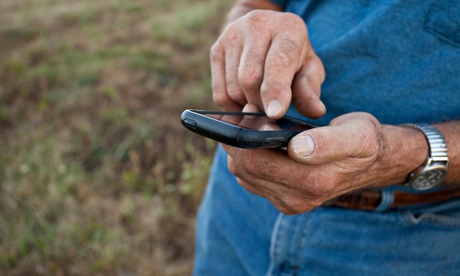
260;15;311;119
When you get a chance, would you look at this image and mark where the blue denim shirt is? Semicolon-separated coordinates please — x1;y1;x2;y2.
270;0;460;201
194;1;460;275
269;0;460;125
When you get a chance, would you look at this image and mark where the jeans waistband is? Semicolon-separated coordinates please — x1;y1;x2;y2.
325;188;460;211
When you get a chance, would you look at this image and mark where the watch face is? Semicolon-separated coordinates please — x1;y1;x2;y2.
412;168;448;190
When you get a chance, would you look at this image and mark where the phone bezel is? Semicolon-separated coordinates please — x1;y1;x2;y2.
180;109;319;148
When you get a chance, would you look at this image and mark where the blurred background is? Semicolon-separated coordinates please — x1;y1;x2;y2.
0;0;232;274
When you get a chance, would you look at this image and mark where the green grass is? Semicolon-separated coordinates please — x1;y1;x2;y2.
0;0;232;274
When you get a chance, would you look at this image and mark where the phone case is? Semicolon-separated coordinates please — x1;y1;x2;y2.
181;109;319;149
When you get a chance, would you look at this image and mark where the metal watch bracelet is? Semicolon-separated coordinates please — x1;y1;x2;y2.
400;123;449;190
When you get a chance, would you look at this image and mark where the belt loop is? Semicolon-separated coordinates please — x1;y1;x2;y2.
374;190;394;212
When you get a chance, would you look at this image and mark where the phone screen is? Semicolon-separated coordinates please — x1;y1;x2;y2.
199;111;316;131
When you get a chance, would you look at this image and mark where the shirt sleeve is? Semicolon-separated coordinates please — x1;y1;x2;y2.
268;0;288;9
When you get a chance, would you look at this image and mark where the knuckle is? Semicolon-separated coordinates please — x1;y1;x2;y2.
227;159;239;176
358;115;383;155
303;54;325;83
224;77;246;105
228;155;252;177
235;177;247;188
277;196;311;215
244;10;267;25
285;201;305;215
212;91;231;107
313;56;326;82
260;80;284;97
227;88;243;98
210;43;223;63
299;178;335;206
282;13;308;35
278;207;297;215
209;52;222;66
276;194;298;215
221;23;240;43
236;177;259;195
226;83;245;102
239;68;263;91
314;182;335;199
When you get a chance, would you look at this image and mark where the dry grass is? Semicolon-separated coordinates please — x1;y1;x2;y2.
0;0;231;274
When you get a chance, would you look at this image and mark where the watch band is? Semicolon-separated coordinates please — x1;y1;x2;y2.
401;123;449;190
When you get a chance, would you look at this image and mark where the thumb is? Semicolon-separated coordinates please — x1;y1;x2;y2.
287;113;381;165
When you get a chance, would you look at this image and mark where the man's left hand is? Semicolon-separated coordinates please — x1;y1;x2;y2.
223;112;399;214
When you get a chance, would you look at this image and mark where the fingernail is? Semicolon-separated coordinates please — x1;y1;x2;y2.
243;103;260;113
291;135;315;157
266;100;283;117
261;124;275;131
319;101;326;113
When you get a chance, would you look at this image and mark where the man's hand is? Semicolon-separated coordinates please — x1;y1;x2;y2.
223;113;426;215
211;9;326;119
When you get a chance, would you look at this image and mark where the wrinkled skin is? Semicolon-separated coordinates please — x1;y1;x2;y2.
224;113;390;214
210;10;326;118
211;9;429;214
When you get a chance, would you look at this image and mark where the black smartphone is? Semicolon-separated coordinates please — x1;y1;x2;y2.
181;109;321;148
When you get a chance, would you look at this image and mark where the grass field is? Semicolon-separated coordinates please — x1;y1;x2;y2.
0;0;232;274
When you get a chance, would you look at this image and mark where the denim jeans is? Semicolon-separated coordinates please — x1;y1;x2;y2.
194;145;460;275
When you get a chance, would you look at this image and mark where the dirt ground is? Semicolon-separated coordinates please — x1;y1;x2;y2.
0;0;231;274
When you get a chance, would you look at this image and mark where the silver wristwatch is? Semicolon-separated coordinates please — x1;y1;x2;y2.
401;123;449;190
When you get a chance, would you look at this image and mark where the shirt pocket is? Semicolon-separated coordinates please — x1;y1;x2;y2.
424;0;460;47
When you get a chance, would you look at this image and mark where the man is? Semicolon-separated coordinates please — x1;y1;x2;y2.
195;0;460;274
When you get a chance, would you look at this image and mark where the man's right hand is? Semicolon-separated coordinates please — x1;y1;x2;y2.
210;9;326;119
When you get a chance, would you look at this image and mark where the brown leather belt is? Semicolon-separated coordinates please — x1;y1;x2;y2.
328;188;460;211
